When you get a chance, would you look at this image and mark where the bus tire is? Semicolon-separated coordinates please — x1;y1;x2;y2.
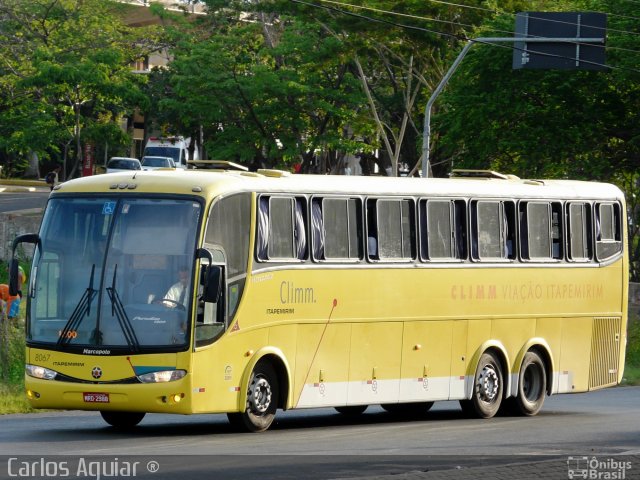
235;361;279;432
461;352;503;419
100;411;145;428
335;405;368;415
381;402;434;417
513;351;547;416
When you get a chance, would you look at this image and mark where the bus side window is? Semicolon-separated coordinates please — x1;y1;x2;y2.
471;200;504;260
521;202;550;260
366;199;379;261
551;203;563;259
520;201;562;261
257;195;307;261
567;202;593;262
311;199;325;260
595;202;623;261
313;197;363;261
420;199;466;261
504;201;517;260
294;199;307;260
453;199;467;259
367;198;415;261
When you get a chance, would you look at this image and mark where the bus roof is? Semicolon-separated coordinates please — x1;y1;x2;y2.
54;169;624;202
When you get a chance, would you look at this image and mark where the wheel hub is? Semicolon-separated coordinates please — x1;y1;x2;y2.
248;376;272;413
478;366;499;402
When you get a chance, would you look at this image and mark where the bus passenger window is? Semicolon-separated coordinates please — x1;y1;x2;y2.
551;203;563;260
567;202;592;262
521;202;550;260
368;198;415;261
426;200;453;259
595;202;623;261
311;200;325;260
470;200;515;261
420;199;465;261
257;196;307;261
473;201;503;259
504;201;517;260
366;199;379;261
313;197;362;261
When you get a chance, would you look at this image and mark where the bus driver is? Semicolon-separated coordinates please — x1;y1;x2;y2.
163;267;190;309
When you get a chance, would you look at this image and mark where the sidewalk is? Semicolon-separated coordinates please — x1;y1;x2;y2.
0;179;49;193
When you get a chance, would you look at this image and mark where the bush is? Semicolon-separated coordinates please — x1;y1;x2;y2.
0;322;25;385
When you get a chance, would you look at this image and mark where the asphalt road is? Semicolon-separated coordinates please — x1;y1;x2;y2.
0;191;48;214
0;387;638;479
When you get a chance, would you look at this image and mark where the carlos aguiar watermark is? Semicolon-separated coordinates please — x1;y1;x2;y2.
567;456;632;479
6;457;160;479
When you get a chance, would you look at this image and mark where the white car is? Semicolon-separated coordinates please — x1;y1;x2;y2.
106;157;142;174
141;156;176;171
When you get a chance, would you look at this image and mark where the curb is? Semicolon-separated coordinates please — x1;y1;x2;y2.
0;186;37;193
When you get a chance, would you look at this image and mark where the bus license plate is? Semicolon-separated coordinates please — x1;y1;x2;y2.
83;392;110;403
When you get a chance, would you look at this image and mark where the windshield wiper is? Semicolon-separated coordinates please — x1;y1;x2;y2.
58;265;97;346
105;265;140;352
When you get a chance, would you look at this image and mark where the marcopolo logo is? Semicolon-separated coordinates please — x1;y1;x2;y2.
567;456;632;479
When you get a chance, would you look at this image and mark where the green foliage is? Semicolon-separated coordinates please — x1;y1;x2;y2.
0;0;161;176
434;1;640;182
0;323;26;386
0;384;35;414
158;15;369;168
623;314;640;385
627;315;640;367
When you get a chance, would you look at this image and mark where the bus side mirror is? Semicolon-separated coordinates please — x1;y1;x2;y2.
9;233;39;296
201;265;222;303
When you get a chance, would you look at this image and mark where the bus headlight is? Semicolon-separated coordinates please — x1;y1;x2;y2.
137;370;186;383
26;364;58;380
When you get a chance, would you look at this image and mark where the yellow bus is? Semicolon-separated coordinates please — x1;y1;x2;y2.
10;168;628;432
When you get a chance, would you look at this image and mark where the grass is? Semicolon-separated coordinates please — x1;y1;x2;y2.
0;384;36;414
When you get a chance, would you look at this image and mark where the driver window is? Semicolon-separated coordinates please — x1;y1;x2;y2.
195;259;225;347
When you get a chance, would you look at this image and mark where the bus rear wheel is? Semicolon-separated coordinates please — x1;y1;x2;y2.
460;352;503;419
230;362;279;432
513;351;547;416
100;411;145;428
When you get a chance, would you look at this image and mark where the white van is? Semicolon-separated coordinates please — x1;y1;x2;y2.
142;136;199;170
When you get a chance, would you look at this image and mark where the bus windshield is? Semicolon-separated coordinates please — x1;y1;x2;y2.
27;197;202;352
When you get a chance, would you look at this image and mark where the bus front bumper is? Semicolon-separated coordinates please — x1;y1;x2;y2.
24;376;194;414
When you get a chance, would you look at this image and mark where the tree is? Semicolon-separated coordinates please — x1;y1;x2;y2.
154;6;369;170
0;0;160;177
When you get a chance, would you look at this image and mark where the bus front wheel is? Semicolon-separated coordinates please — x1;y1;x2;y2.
100;411;145;428
460;352;503;419
231;362;279;432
